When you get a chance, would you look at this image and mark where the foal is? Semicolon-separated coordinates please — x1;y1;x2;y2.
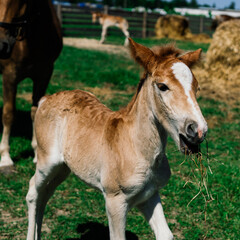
92;12;130;46
26;38;208;240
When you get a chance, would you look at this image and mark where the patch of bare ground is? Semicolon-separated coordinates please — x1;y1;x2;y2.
63;37;130;57
17;93;32;103
1;208;28;239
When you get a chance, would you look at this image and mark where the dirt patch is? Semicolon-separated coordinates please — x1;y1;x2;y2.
63;37;130;57
17;93;32;103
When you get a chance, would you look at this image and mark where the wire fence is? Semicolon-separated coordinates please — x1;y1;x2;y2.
55;5;214;39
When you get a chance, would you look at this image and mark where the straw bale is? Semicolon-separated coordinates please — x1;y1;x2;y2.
193;20;240;104
206;20;240;70
155;15;190;39
155;15;211;43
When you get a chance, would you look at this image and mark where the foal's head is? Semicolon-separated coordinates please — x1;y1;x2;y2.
0;0;27;58
129;38;208;155
91;12;102;23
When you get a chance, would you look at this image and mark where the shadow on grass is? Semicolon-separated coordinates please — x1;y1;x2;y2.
67;221;138;240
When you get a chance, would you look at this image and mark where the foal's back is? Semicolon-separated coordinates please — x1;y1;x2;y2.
35;90;115;183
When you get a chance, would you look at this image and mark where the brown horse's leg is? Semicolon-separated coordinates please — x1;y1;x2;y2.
0;71;17;167
31;65;54;163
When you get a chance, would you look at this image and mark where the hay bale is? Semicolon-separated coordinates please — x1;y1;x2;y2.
155;15;190;39
205;20;240;82
193;20;240;104
155;15;211;43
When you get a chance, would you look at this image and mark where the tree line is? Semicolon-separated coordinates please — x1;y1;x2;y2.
68;0;236;10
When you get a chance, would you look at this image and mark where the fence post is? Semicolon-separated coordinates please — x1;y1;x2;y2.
56;4;62;26
142;11;147;38
199;16;203;33
104;5;108;14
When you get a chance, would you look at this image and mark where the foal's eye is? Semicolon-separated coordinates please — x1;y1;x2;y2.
157;83;169;92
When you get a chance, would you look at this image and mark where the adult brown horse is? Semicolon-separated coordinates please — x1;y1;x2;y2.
0;0;62;168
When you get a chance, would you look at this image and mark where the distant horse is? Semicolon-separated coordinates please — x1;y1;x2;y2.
91;12;130;46
0;0;63;168
211;14;240;30
26;38;208;240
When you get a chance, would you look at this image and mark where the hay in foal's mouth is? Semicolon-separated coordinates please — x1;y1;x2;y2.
180;139;214;207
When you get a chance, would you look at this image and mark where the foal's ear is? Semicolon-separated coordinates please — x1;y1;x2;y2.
128;38;155;72
179;48;202;67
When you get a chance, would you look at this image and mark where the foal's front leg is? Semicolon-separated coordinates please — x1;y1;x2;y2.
100;26;108;44
105;194;128;240
137;192;174;240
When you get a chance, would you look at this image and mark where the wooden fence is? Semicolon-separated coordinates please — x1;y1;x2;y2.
55;5;214;39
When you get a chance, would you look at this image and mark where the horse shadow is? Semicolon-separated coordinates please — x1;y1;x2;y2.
66;221;138;240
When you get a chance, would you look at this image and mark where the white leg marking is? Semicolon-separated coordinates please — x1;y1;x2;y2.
0;126;13;167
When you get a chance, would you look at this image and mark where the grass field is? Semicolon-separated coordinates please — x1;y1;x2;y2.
0;37;239;240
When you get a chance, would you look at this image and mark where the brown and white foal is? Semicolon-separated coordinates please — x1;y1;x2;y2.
92;12;130;46
26;38;208;240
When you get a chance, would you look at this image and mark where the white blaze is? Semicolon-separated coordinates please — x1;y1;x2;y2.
171;62;206;130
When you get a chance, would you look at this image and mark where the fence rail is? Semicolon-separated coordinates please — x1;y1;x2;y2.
56;5;214;39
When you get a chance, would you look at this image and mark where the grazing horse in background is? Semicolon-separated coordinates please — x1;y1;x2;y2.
26;38;208;240
0;0;62;168
91;12;130;46
211;14;240;30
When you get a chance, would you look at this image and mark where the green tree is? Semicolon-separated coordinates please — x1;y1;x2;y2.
228;1;235;9
171;0;188;7
189;0;198;8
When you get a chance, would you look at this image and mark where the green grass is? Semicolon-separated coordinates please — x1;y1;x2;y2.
0;38;239;240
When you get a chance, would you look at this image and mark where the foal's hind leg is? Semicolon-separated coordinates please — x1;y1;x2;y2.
0;71;18;167
31;65;53;163
26;159;70;240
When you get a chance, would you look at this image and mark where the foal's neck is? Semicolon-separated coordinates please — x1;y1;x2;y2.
120;80;168;161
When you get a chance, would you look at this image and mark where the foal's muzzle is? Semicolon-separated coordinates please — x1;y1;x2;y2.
179;121;207;155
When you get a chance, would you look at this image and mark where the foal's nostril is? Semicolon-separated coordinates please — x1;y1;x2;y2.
186;122;198;139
